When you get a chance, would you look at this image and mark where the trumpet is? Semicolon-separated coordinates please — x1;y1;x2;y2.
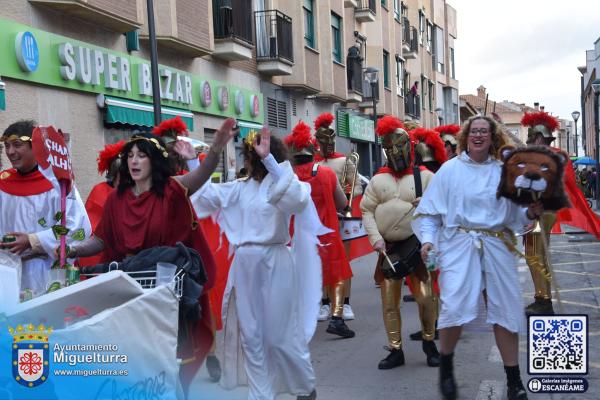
341;151;360;218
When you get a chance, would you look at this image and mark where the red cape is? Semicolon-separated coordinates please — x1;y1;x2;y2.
79;182;113;267
0;168;53;196
552;158;600;239
201;218;232;331
294;162;353;285
94;178;215;395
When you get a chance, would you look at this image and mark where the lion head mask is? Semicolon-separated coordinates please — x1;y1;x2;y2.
497;145;570;211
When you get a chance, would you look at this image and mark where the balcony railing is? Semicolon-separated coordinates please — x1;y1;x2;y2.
213;0;253;45
255;10;293;63
356;0;376;13
405;93;421;118
402;17;410;45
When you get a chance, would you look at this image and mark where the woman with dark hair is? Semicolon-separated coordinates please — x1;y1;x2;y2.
412;115;543;400
191;129;324;400
67;118;237;397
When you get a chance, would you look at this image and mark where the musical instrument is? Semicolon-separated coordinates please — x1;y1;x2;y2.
340;151;360;218
339;151;365;241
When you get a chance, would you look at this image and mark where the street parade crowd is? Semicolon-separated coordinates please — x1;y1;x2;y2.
2;108;600;400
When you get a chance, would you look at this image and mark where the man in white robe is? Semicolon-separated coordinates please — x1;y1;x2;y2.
0;120;91;298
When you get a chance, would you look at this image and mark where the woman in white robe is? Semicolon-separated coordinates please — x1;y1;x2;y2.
191;129;324;400
411;116;544;400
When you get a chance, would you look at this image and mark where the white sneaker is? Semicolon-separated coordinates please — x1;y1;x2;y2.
318;304;330;321
343;304;355;320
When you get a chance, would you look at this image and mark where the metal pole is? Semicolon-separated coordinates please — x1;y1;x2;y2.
566;129;570;155
147;0;162;125
574;121;579;157
595;93;600;210
372;81;380;171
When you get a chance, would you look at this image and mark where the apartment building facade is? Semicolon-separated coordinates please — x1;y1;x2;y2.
579;37;600;160
0;0;264;197
0;0;459;185
256;0;459;176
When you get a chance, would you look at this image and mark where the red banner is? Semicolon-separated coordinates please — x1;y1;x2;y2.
31;126;73;184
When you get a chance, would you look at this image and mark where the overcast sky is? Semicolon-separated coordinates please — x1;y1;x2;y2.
448;0;600;123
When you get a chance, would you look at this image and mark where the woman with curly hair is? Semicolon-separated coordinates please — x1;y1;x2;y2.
412;115;544;400
191;128;323;400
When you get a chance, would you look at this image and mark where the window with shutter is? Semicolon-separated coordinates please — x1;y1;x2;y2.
267;97;278;127
277;101;287;129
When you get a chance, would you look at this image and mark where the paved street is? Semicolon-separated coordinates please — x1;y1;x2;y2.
191;226;599;400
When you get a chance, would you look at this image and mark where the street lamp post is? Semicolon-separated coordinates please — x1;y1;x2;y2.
365;67;380;172
591;79;600;209
147;0;162;125
572;110;581;157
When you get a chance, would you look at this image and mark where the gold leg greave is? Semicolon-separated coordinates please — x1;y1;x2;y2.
407;273;438;341
524;213;556;300
380;278;402;349
330;280;346;318
343;278;352;299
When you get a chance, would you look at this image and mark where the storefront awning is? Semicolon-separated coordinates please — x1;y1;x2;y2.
0;81;5;111
100;95;194;130
238;121;263;139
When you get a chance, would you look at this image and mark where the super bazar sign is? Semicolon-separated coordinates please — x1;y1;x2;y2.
58;42;194;105
1;18;263;123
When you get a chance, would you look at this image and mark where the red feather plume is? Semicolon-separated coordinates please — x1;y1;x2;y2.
314;113;334;130
285;121;314;150
97;140;125;174
152;116;189;137
521;111;559;132
434;124;461;137
376;115;404;137
411;128;448;164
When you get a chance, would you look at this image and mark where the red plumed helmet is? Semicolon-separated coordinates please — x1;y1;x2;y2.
376;115;404;137
152;116;189;138
97;140;125;174
521;111;559;132
285;121;315;153
411;128;448;164
434;124;461;137
314;113;334;130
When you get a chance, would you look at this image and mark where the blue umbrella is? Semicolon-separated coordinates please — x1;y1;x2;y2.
573;157;597;166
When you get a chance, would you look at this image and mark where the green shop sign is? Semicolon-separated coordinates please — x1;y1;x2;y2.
336;110;374;142
0;18;263;124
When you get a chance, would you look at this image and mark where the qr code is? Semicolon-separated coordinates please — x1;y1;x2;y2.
528;315;587;374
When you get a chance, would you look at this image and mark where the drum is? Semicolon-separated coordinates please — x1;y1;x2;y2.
339;216;367;241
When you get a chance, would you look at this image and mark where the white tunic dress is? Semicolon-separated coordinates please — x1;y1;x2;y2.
191;160;324;400
411;152;531;333
0;167;91;296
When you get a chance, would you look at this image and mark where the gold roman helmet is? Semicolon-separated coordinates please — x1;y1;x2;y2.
314;112;336;157
521;111;559;145
284;121;315;157
377;115;412;172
